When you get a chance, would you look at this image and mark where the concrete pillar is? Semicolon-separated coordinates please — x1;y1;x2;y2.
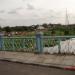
58;38;61;54
36;32;43;53
0;32;3;50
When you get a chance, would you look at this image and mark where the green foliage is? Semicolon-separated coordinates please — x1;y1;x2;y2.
3;26;11;32
0;23;75;36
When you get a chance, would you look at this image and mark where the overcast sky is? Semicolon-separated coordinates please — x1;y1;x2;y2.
0;0;75;27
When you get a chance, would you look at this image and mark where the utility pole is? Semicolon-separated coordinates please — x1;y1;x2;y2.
65;9;70;53
65;9;69;25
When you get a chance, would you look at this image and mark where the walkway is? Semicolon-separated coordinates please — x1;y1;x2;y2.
0;51;75;68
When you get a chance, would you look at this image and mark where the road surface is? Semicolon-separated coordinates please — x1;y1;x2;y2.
0;60;75;75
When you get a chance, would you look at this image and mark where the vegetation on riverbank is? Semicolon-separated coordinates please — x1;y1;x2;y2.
0;23;75;36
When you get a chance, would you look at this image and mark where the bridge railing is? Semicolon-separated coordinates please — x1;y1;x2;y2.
1;37;36;52
0;36;75;54
43;36;75;54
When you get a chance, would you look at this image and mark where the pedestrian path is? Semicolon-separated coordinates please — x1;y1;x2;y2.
0;51;75;68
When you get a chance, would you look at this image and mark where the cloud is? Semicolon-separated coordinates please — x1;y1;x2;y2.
15;7;24;10
22;0;33;2
7;7;24;15
22;0;26;1
0;10;5;13
26;3;35;10
8;3;35;13
8;10;17;14
0;18;4;20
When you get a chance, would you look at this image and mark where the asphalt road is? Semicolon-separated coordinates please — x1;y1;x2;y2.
0;60;75;75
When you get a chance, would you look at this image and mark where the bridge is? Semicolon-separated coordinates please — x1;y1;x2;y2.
0;35;75;70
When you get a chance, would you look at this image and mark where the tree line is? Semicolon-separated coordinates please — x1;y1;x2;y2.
0;23;75;35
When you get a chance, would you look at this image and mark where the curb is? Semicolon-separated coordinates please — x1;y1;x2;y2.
0;58;75;71
0;58;67;70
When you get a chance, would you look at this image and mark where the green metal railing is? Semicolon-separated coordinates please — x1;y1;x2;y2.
1;37;36;52
43;36;75;54
0;36;75;54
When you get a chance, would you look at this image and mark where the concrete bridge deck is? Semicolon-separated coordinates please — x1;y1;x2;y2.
0;51;75;68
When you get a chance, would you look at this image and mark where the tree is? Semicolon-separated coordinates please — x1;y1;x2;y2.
0;26;2;32
42;23;48;28
64;30;69;35
3;26;11;32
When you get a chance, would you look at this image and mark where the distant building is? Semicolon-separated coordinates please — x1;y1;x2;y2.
37;25;45;30
35;25;47;32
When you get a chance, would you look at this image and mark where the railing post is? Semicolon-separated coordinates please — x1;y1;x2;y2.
36;32;43;53
0;33;3;50
58;38;61;54
12;38;15;51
